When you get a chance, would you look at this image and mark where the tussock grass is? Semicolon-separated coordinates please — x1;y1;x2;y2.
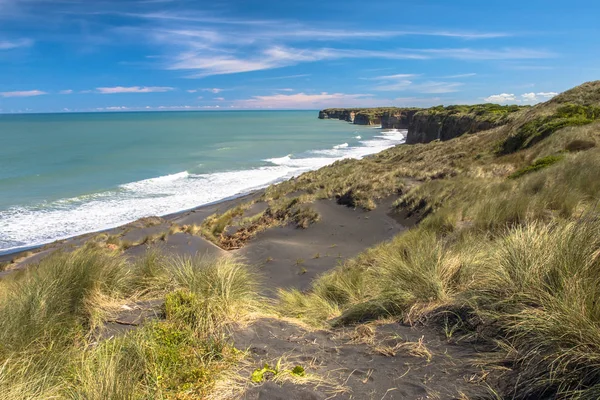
0;246;265;399
277;81;600;397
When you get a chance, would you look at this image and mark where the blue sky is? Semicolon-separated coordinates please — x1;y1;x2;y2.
0;0;599;113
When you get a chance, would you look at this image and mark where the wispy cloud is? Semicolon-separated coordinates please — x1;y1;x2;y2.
251;74;311;81
232;92;376;109
96;86;174;94
165;42;554;77
367;74;464;93
411;48;555;60
441;73;477;78
0;90;47;97
59;89;73;94
202;88;223;93
0;38;33;50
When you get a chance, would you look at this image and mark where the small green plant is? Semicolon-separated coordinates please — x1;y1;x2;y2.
291;365;306;377
295;258;305;266
251;364;277;383
312;252;321;259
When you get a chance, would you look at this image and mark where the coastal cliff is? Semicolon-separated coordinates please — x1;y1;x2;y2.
319;107;406;126
320;104;526;143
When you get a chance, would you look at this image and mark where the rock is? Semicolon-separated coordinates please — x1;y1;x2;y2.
406;112;497;144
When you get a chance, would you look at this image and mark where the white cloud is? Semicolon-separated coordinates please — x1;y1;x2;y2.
414;48;554;60
441;73;477;78
521;91;559;103
521;92;537;102
0;90;47;97
59;89;73;94
202;88;223;93
232;92;377;109
214;97;225;101
484;93;517;103
537;92;559;98
367;74;463;94
485;91;558;104
0;38;32;50
366;73;419;80
276;88;294;92
96;86;174;94
186;89;197;93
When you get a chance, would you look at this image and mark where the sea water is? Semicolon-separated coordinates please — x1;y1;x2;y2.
0;111;406;253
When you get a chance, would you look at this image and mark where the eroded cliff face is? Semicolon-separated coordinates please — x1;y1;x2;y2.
406;113;498;144
381;110;420;129
318;109;355;122
320;105;524;144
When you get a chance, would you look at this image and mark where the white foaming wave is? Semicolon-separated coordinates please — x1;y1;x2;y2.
0;130;406;253
333;143;348;149
264;154;293;166
355;136;361;139
0;166;296;253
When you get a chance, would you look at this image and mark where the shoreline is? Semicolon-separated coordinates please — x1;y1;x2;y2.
1;127;407;259
0;188;264;262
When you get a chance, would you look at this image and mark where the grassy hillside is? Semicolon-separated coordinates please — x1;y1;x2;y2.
1;81;599;399
276;81;600;398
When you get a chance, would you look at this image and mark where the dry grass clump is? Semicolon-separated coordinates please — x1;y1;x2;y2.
199;196;320;249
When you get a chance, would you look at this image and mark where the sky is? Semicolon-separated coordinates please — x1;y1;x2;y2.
0;0;599;113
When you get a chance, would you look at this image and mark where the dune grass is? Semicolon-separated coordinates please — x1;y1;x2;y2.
199;196;320;249
0;246;263;399
276;82;600;398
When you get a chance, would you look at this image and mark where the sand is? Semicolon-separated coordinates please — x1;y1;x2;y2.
0;184;499;399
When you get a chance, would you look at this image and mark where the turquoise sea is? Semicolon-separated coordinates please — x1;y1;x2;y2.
0;111;406;253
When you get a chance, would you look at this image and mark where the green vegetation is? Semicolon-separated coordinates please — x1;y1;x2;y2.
277;82;600;398
508;154;564;178
0;247;263;399
501;104;600;154
420;103;525;124
199;196;320;249
3;81;600;399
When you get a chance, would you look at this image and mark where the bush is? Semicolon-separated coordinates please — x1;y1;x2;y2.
508;154;564;179
500;104;600;154
565;139;596;152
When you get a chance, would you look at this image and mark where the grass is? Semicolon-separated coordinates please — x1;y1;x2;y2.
3;80;600;399
198;197;320;249
508;154;565;179
276;81;600;398
500;104;600;154
0;246;265;399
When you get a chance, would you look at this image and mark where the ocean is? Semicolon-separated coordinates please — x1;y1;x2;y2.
0;111;406;254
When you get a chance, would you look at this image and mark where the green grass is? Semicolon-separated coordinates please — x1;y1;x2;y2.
276;81;600;398
500;104;600;154
508;154;565;178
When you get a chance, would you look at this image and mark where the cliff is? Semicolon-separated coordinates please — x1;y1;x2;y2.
319;107;406;126
381;109;420;129
319;104;526;143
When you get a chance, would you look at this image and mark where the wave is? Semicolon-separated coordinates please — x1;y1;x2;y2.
0;130;407;253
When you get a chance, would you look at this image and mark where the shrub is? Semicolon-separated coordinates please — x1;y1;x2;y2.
565;139;596;152
508;154;564;179
500;104;600;154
